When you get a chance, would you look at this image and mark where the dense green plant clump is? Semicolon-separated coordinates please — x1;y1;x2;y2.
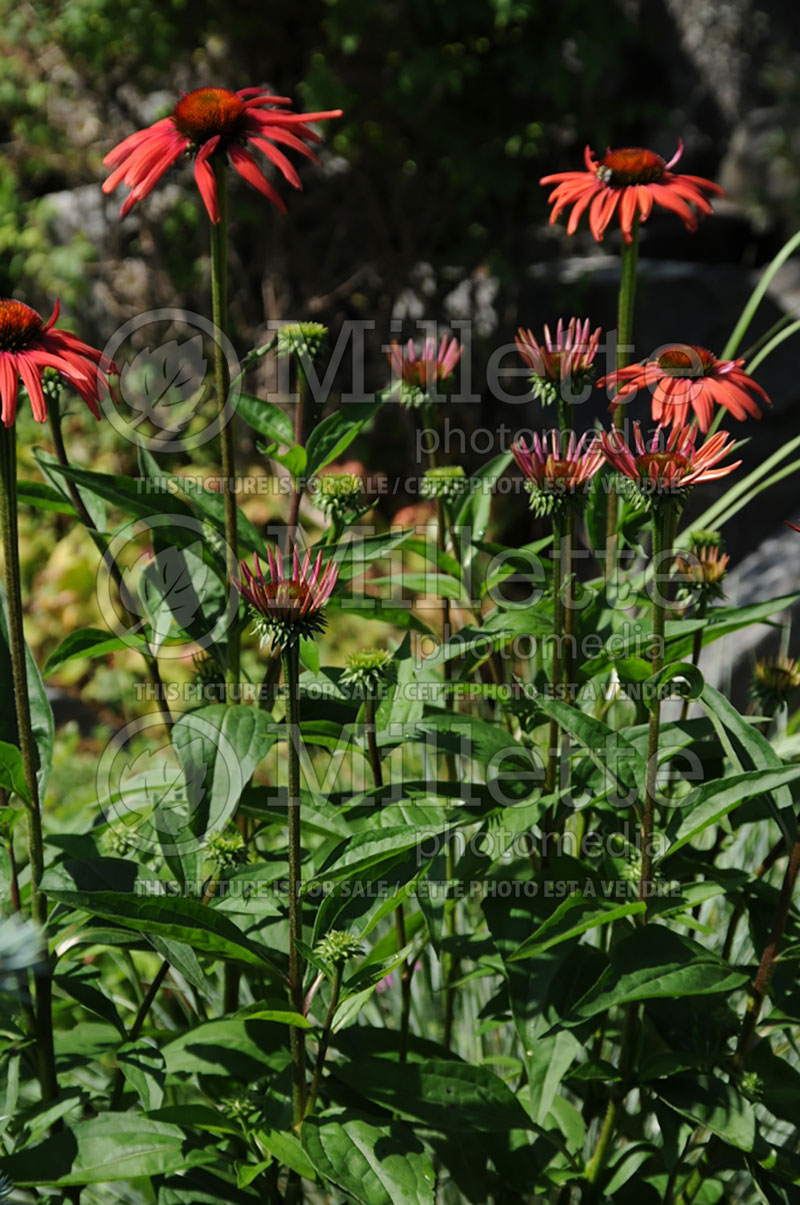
2;8;800;1205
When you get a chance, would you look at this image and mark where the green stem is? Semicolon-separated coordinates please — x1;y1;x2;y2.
545;512;565;797
640;506;667;910
442;832;458;1050
557;393;571;446
420;400;437;472
605;215;640;579
287;368;308;550
0;424;57;1103
304;962;342;1118
584;1097;617;1187
109;960;170;1110
210;160;239;692
282;642;307;1128
582;995;639;1194
562;508;576;704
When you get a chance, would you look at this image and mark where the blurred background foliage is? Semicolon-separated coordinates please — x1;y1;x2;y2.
4;0;796;318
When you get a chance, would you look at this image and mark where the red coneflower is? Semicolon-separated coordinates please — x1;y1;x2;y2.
102;86;342;224
235;544;338;647
541;141;723;244
0;298;116;427
599;344;769;432
516;318;601;405
599;422;740;500
387;335;462;399
512;429;603;516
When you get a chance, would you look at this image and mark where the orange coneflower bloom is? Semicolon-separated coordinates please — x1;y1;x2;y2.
599;344;770;432
103;86;342;224
599;423;740;495
541;141;723;244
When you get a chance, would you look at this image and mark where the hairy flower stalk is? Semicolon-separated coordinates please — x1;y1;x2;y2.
640;506;669;906
206;159;241;693
606;213;640;575
386;333;464;1046
0;296;117;1106
282;639;307;1129
235;545;338;1129
0;425;57;1102
599;422;739;903
280;324;329;546
583;424;740;1185
304;931;362;1117
512;431;603;797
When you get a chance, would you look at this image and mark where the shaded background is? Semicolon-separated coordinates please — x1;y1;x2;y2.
2;0;800;708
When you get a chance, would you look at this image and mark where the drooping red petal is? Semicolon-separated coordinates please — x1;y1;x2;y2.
0;354;19;427
194;135;221;224
228;145;287;213
17;355;48;422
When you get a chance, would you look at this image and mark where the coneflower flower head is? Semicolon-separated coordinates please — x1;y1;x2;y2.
315;930;364;968
751;656;800;716
234;544;338;648
0;297;117;427
541;140;724;244
599;422;740;514
599;344;769;432
511;429;603;517
340;648;393;697
316;472;365;520
387;334;461;406
103;86;342;224
688;529;724;552
420;464;469;503
515;318;601;407
275;321;329;365
204;828;248;874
